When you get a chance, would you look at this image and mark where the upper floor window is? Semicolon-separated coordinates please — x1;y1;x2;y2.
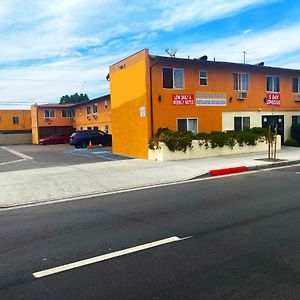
93;104;98;114
163;68;184;89
266;75;280;92
199;71;208;86
79;107;82;114
13;116;19;125
104;100;108;110
292;77;300;93
233;73;249;91
61;109;75;118
86;105;91;115
44;109;55;118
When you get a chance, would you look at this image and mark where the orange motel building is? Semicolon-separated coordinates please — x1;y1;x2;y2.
0;109;31;133
109;49;300;159
31;95;111;144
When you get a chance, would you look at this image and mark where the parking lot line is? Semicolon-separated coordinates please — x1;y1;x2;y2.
1;146;33;160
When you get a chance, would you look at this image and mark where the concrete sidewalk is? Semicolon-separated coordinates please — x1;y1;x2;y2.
1;146;300;208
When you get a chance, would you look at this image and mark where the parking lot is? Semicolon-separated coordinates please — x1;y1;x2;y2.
0;144;132;173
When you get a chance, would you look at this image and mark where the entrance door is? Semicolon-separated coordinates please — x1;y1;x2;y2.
262;115;284;144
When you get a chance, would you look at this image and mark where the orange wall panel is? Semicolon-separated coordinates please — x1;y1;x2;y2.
0;110;31;132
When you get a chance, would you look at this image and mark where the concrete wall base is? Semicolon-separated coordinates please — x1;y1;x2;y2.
148;135;281;161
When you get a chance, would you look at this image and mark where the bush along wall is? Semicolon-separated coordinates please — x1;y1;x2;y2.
149;127;269;153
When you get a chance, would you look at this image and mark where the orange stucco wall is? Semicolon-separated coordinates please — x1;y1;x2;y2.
73;98;112;132
110;49;151;159
0;110;31;132
150;57;300;135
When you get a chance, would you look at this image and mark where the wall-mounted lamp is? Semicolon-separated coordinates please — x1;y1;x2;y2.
158;95;162;102
263;97;267;103
229;96;233;103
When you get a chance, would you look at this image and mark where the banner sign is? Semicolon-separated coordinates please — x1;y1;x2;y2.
172;94;194;105
266;92;280;105
195;92;226;106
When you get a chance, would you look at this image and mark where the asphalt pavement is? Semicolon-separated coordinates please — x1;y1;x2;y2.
0;165;299;299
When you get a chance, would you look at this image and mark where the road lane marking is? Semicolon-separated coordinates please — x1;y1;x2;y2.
1;146;33;160
33;236;191;278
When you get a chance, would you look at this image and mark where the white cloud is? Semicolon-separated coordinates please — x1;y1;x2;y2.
179;22;300;66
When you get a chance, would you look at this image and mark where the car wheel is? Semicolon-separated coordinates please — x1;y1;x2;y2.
75;144;80;149
45;141;49;145
81;141;88;148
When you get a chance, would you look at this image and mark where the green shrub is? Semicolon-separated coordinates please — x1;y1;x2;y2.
149;127;269;152
284;138;300;147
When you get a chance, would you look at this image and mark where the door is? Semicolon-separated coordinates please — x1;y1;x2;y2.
262;115;284;144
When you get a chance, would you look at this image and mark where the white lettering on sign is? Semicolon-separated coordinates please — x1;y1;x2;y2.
172;94;194;106
195;92;227;106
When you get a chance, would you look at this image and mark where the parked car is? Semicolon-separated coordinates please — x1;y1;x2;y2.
39;134;70;145
69;130;112;148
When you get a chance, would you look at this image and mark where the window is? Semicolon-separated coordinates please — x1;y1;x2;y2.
199;70;208;86
0;116;1;123
61;109;75;118
267;75;280;92
233;73;249;91
79;107;83;114
177;118;198;135
13;116;19;125
104;125;109;133
163;68;184;89
44;109;55;118
87;126;92;130
234;117;250;131
86;105;91;115
93;126;98;130
93;104;98;114
104;100;108;109
292;116;300;125
292;77;300;93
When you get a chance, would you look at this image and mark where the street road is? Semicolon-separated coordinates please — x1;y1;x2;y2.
0;166;299;299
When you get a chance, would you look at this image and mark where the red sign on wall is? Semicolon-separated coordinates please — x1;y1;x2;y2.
172;94;194;105
266;92;281;106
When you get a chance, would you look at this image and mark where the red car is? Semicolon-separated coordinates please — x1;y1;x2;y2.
39;134;70;145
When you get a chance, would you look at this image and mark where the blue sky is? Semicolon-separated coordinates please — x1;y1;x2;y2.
1;0;300;108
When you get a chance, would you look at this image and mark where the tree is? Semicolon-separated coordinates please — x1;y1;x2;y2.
60;93;89;104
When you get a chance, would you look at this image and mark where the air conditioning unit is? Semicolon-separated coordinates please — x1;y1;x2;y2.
295;95;300;102
237;92;248;100
93;114;98;119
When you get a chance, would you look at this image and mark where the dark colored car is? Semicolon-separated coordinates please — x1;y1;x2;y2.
69;130;112;148
39;134;70;145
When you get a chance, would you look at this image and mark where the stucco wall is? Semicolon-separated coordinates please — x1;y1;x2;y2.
148;135;281;161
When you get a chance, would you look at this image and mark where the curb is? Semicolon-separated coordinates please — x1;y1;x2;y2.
207;160;300;177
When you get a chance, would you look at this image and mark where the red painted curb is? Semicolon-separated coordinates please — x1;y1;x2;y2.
209;166;249;176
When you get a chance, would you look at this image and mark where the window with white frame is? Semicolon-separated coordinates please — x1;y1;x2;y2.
234;116;250;131
44;109;55;118
104;125;109;133
233;73;249;91
292;116;300;125
292;77;300;93
177;118;198;135
61;109;74;118
266;75;280;92
93;104;98;114
199;70;208;86
163;68;184;89
104;100;108;109
86;105;91;115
